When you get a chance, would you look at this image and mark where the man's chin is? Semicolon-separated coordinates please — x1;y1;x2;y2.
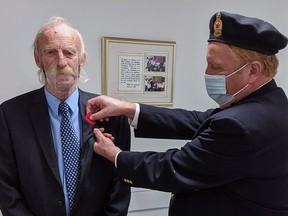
45;76;77;98
56;83;75;93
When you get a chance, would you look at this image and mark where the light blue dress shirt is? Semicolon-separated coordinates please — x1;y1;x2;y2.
44;87;81;216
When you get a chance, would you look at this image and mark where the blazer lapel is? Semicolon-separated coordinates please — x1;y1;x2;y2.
79;95;95;183
28;88;62;185
74;91;96;204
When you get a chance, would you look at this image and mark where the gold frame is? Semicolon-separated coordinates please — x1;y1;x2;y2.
102;37;176;106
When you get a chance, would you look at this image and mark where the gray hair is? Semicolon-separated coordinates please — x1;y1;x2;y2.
34;16;88;84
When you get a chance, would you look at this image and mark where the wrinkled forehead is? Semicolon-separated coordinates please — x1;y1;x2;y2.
39;24;81;51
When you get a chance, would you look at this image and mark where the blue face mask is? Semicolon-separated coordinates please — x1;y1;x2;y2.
204;63;249;106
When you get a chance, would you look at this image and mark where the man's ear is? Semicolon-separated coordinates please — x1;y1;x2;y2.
34;48;41;68
248;61;261;83
80;52;87;68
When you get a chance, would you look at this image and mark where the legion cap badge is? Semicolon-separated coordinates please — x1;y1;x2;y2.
213;12;222;37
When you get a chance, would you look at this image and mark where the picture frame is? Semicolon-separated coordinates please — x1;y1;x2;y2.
102;37;176;106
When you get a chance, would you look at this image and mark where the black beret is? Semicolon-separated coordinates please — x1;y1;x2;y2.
208;11;288;55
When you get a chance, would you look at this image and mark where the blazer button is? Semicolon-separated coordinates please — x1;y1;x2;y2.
57;201;64;207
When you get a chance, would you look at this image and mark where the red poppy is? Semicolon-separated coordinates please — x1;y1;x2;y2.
85;113;96;125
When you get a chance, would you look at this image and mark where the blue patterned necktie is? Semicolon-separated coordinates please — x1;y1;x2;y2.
59;102;81;211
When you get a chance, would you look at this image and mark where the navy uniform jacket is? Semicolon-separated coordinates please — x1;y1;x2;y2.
117;79;288;216
0;88;131;216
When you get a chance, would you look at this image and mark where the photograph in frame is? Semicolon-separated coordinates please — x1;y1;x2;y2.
102;37;176;106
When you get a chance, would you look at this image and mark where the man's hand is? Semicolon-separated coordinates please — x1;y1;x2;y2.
86;95;136;122
93;128;121;163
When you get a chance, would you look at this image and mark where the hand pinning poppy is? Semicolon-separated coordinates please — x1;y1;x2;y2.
85;113;96;125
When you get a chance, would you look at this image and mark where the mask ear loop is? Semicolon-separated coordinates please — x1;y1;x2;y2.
228;63;250;97
232;83;249;97
226;63;249;78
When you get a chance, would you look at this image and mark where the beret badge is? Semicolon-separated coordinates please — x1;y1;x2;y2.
213;12;223;37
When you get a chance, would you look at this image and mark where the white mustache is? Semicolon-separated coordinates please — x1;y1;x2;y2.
43;62;80;94
49;66;77;77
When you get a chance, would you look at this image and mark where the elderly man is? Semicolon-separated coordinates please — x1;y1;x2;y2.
0;17;131;216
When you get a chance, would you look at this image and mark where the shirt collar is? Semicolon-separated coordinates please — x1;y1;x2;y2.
44;87;79;116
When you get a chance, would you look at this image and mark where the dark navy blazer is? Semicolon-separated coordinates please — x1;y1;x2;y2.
117;79;288;216
0;88;131;216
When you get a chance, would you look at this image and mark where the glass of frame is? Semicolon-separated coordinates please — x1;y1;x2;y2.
102;37;176;106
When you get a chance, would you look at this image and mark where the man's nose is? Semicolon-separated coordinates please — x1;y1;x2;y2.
57;52;68;68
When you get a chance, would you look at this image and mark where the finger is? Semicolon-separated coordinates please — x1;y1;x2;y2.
93;128;105;141
89;110;109;122
86;98;97;114
103;133;115;141
96;117;110;123
93;141;99;152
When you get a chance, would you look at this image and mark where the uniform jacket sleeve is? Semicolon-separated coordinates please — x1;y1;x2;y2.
117;104;251;192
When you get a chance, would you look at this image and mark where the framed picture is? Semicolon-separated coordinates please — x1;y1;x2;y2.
102;37;176;106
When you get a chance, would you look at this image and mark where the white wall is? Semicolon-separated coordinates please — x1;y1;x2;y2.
1;0;288;215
